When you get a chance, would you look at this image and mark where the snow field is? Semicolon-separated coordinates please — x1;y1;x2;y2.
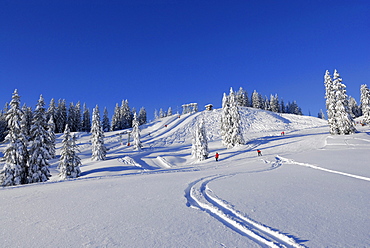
1;107;369;247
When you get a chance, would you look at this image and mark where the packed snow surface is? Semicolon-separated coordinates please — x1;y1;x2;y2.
1;107;369;247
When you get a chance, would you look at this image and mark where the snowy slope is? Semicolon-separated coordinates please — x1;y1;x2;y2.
0;108;369;248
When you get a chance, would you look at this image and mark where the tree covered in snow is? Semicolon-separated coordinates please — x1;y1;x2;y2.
325;70;356;135
251;90;263;109
47;116;56;159
102;107;110;132
111;103;121;131
91;105;107;161
348;96;361;118
333;70;356;134
27;95;52;183
191;117;209;161
138;107;147;125
167;107;173;116
82;103;91;132
120;100;132;129
0;111;7;142
221;88;245;148
58;125;81;179
360;84;370;124
236;87;249;107
270;94;279;113
21;104;33;140
47;98;56;131
0;90;28;186
318;109;326;119
132;112;142;151
55;99;67;133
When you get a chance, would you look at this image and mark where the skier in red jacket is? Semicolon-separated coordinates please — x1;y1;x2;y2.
215;152;219;161
257;150;262;156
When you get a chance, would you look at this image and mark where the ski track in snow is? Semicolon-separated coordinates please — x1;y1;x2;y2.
185;158;305;248
278;156;370;182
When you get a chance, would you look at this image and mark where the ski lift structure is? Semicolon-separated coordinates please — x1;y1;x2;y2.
116;130;132;146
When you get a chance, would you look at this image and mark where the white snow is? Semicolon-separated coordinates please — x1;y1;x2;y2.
1;107;369;247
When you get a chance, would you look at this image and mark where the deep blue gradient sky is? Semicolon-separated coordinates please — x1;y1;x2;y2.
1;0;369;119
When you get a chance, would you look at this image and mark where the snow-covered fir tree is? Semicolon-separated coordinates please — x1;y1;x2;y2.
191;118;209;161
91;105;107;161
0;90;28;186
270;94;279;113
138;107;147;125
82;103;91;132
360;84;370;124
132;112;142;151
55;99;67;133
332;70;356;134
67;102;77;132
251;90;263;109
167;107;173;116
120;100;132;129
111;103;121;131
102;107;110;132
221;88;245;148
318;109;326;119
348;96;361;118
236;87;249;107
154;109;159;120
21;104;33;140
325;70;356;135
58;124;81;179
47;98;57;130
324;70;338;134
75;101;82;132
27;95;52;183
159;108;165;118
47;116;56;159
0;111;7;142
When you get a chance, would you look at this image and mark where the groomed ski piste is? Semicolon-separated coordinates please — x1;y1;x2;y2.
1;107;369;247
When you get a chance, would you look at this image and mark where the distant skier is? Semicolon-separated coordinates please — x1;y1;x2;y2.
215;152;219;161
281;131;285;136
257;150;262;156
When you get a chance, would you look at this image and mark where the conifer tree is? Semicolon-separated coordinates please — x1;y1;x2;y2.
236;87;249;107
360;84;370;124
55;99;67;133
47;116;56;159
82;103;91;132
251;90;263;109
132;112;142;151
138;107;147;125
47;98;57;129
27;95;52;183
167;107;173;116
91;105;107;160
111;103;121;131
270;94;279;112
120;100;132;129
333;70;356;134
0;112;7;142
0;90;28;186
67;102;77;132
102;107;110;132
75;101;82;132
191;118;209;161
58;125;81;179
221;88;245;148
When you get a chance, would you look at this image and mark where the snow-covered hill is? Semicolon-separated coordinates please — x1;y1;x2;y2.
1;108;369;247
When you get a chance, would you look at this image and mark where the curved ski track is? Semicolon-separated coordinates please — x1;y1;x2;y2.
185;160;304;248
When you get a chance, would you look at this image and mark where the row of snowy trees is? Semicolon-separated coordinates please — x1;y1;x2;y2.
0;98;148;141
235;87;302;115
324;70;356;135
0;90;56;186
111;100;146;131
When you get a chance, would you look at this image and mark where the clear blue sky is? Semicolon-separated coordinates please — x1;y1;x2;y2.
1;0;369;119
